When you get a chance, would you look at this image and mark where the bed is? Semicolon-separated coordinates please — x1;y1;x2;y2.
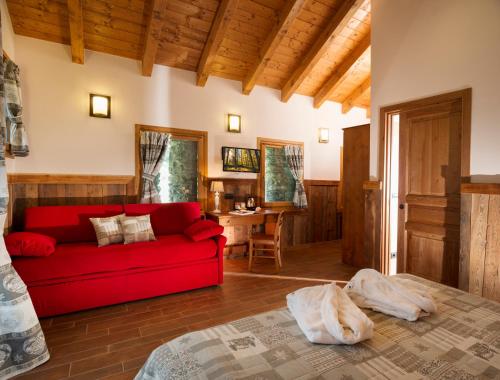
135;274;500;379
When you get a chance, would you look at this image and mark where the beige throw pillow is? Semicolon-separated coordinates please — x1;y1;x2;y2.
90;214;125;247
120;215;156;244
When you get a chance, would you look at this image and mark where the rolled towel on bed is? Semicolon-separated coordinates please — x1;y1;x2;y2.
345;269;437;321
287;283;374;345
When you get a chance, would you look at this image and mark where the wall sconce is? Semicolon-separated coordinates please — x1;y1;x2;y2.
227;114;241;133
89;94;111;118
318;128;330;143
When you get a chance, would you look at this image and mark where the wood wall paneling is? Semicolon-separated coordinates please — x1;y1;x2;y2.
7;174;135;231
7;174;342;251
461;184;500;302
342;124;370;267
207;177;342;249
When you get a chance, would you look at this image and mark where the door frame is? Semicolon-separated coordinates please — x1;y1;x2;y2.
378;88;472;275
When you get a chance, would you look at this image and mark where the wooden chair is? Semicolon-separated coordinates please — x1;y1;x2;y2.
248;211;285;273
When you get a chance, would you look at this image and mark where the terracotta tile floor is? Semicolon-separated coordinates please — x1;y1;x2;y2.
15;241;360;380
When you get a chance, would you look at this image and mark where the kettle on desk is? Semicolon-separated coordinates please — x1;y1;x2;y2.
246;196;256;211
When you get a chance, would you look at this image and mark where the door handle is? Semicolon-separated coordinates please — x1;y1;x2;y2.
399;204;405;210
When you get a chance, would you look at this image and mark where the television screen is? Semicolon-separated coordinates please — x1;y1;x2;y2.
222;147;260;173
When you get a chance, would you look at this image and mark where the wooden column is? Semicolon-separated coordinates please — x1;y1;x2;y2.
363;180;381;270
342;124;370;267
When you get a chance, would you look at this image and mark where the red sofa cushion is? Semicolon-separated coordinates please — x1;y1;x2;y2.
24;205;124;243
184;220;224;242
5;232;57;257
124;203;201;235
13;234;217;286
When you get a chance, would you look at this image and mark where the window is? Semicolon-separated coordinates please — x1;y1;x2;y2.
135;125;207;208
257;137;304;207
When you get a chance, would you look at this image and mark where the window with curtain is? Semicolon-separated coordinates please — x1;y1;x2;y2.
157;138;198;202
258;137;306;208
136;125;208;208
264;145;295;203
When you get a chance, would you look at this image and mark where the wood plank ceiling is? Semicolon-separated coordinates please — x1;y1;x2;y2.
7;0;371;111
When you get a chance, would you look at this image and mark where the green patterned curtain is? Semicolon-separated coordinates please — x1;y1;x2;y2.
0;11;49;379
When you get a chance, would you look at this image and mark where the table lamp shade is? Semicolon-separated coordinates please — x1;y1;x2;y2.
210;181;224;192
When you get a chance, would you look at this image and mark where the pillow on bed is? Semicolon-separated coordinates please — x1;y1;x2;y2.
5;232;57;257
184;220;224;242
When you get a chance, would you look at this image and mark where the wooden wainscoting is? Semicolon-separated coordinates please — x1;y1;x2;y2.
206;178;342;250
363;180;382;271
460;183;500;301
7;174;342;250
7;173;135;231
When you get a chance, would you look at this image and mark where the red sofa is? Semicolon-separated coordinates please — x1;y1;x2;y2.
10;203;226;317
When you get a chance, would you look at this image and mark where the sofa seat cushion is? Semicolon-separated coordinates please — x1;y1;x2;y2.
12;234;217;286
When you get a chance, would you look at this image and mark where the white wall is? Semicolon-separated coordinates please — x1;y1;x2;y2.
371;0;500;181
1;0;15;60
10;36;369;180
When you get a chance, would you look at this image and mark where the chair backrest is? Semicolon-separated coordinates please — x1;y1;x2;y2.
274;211;285;246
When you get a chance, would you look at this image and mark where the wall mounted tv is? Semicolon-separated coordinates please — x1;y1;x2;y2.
222;147;261;173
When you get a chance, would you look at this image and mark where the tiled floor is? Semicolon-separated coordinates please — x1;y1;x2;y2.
15;240;359;380
224;240;359;280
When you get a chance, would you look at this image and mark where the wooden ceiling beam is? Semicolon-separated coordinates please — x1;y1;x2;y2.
280;0;364;102
67;0;84;64
242;0;306;95
313;32;370;108
196;0;240;87
142;0;170;76
341;76;370;113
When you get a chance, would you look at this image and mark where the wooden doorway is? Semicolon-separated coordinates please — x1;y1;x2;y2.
379;89;471;286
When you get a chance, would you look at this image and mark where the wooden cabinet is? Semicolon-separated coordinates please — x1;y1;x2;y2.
342;124;370;267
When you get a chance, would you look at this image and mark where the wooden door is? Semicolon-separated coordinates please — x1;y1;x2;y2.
342;124;370;267
398;99;462;286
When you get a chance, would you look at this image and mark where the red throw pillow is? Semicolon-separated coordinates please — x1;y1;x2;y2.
5;232;57;257
184;220;224;242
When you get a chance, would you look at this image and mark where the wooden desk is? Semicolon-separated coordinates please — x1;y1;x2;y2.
206;210;279;257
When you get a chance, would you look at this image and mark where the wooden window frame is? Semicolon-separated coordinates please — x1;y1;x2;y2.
257;137;304;208
377;88;472;275
135;124;208;210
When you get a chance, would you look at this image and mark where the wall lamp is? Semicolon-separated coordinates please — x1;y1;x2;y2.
89;94;111;118
227;114;241;133
318;128;330;143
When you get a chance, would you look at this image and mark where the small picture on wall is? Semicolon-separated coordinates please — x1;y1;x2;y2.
222;147;260;173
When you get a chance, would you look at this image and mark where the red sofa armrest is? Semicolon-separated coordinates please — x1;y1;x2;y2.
212;235;227;284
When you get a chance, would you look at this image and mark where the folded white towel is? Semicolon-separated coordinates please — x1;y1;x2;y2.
345;269;437;321
287;283;374;345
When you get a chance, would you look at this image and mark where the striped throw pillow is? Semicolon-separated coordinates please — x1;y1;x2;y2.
90;214;125;247
120;215;156;244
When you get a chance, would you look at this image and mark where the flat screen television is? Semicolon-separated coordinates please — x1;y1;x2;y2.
222;146;261;173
